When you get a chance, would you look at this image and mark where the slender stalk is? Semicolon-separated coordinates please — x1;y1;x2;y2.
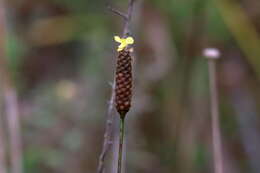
107;5;128;21
206;52;224;173
0;117;7;173
4;88;23;173
0;2;23;173
123;0;135;37
0;3;8;172
117;117;125;173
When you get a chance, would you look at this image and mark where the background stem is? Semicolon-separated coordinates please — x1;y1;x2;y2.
208;59;224;173
0;2;23;173
4;88;23;173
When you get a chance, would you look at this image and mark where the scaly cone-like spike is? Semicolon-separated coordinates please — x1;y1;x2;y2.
115;49;132;118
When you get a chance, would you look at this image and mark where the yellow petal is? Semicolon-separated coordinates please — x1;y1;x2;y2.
120;38;126;44
117;47;123;51
114;36;122;43
125;37;134;44
118;43;125;48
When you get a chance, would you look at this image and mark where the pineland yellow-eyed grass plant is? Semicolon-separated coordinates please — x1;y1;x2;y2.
97;1;136;173
114;36;134;173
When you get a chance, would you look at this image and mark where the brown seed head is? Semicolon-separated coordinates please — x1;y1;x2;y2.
115;49;132;118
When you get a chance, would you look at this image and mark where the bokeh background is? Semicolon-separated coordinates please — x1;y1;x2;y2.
0;0;260;173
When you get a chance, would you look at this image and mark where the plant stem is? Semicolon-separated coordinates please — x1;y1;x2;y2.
5;88;23;173
0;117;7;173
208;59;224;173
117;117;125;173
0;2;23;173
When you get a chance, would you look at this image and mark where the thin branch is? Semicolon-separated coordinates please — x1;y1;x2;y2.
107;5;128;21
97;83;116;173
97;1;136;173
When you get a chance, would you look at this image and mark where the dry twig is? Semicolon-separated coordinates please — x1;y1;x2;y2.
97;83;116;173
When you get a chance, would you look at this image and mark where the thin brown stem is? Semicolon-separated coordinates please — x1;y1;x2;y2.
117;117;125;173
107;5;128;21
208;58;224;173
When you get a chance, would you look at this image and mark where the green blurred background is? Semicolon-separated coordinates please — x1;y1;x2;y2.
1;0;260;173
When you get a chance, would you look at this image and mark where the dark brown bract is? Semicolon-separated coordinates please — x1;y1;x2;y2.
115;49;132;118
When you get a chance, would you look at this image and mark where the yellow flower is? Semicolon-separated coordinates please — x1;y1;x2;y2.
114;36;134;52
